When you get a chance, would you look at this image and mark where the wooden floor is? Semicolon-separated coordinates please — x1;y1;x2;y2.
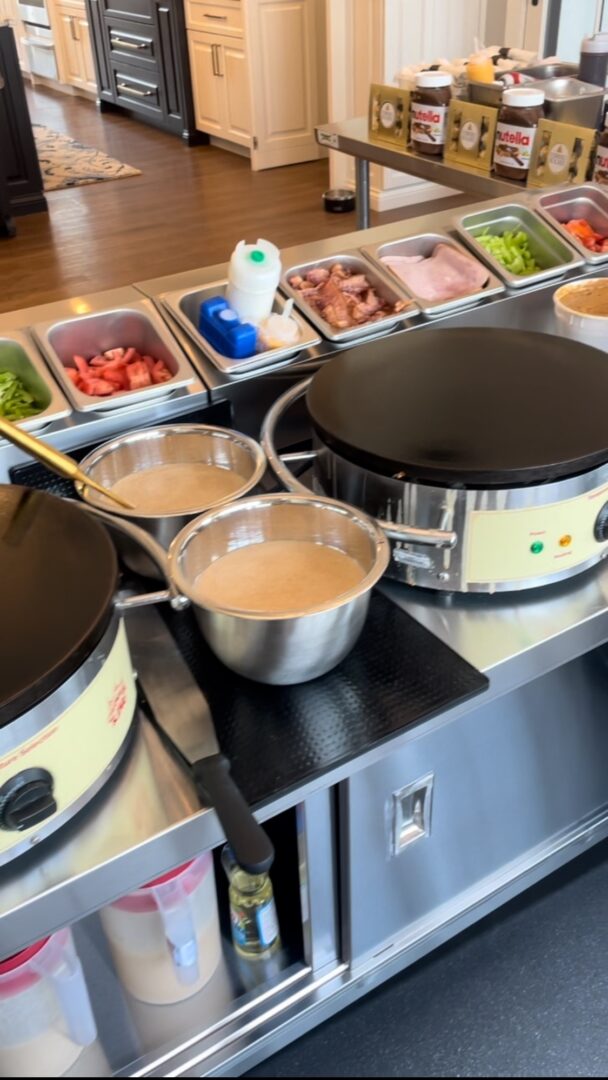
0;85;472;314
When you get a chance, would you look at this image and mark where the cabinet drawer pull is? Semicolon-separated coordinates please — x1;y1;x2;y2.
117;82;155;97
204;13;228;18
111;36;149;50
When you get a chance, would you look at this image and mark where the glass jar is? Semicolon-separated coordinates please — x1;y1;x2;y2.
222;847;281;958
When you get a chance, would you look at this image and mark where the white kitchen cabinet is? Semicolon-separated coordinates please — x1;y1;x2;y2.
0;0;30;72
188;29;250;144
246;0;326;169
222;38;250;143
186;0;326;169
52;1;96;95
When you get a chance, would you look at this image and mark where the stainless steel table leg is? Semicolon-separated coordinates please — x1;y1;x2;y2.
355;158;370;230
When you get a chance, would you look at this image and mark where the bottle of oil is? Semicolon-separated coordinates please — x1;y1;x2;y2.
222;847;281;959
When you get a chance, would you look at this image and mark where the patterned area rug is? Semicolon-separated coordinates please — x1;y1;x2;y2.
33;125;141;191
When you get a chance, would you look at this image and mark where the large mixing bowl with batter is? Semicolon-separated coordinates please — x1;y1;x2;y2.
78;424;267;559
168;493;390;685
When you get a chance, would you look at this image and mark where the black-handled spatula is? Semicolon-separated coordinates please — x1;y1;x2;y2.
126;606;274;875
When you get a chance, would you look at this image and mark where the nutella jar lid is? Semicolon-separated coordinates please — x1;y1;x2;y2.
415;72;453;89
502;87;545;108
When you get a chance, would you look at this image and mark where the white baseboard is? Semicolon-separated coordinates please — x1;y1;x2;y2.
372;179;458;211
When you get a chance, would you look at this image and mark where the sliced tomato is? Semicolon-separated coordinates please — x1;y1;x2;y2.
81;377;115;396
126;361;152;390
65;367;81;385
73;355;90;375
151;360;172;384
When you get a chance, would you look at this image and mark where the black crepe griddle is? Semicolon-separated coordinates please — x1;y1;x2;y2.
0;486;118;726
307;328;608;488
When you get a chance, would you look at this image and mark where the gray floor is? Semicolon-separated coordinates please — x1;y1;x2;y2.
248;840;608;1078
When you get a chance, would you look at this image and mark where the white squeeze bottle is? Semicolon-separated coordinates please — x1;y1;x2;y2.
226;239;281;323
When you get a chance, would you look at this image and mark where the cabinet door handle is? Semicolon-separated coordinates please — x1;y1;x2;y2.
117;82;155;97
215;42;223;77
211;42;217;75
70;16;79;41
111;36;149;51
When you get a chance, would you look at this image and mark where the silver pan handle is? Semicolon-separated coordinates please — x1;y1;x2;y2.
80;504;189;611
260;378;457;551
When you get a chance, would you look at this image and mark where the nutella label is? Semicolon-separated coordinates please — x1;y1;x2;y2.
594;145;608;185
411;102;448;145
494;122;535;170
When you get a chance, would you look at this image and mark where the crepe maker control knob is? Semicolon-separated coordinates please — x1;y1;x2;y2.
595;503;608;543
0;768;57;831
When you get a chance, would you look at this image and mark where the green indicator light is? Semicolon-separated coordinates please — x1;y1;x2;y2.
250;250;265;263
530;541;544;555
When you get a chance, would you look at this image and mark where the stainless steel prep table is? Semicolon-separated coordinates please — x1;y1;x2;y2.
3;192;608;1076
315;116;527;228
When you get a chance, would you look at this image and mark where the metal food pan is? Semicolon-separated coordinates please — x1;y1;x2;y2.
454;203;584;288
520;61;578;80
281;252;418;343
160;282;321;376
0;330;71;434
361;232;505;317
468;80;502;108
32;300;195;413
534;185;608;266
526;77;604;127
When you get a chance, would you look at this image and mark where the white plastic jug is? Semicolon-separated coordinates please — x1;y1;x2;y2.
0;929;97;1078
226;239;282;324
100;854;221;1005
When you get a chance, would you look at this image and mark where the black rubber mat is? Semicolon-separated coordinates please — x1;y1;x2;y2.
161;593;488;807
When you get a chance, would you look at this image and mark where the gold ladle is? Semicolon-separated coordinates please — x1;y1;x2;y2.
0;416;134;510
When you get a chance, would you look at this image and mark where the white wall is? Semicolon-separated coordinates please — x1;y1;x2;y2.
485;0;508;45
556;0;600;60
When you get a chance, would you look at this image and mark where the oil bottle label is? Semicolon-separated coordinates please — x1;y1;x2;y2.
256;900;279;948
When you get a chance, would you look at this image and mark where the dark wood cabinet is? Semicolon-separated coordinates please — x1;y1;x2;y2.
85;0;203;143
0;27;47;217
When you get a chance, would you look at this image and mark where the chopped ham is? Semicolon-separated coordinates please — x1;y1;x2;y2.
290;263;412;330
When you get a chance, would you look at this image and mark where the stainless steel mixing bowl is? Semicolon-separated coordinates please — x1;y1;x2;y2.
169;493;391;685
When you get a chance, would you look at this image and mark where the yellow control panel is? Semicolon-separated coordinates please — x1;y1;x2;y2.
465;483;608;585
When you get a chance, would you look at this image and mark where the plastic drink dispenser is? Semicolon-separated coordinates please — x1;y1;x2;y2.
100;855;221;1005
0;929;97;1078
226;239;282;323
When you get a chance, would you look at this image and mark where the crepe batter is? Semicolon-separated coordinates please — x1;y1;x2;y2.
193;540;364;613
110;462;247;514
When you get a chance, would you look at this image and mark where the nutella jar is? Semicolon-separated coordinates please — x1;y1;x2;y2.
493;87;545;181
411;72;452;156
593;121;608;185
